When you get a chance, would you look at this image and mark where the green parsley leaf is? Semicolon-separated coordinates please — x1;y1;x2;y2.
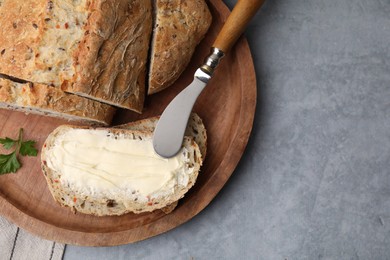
0;137;17;150
0;152;21;175
0;128;38;175
20;140;38;156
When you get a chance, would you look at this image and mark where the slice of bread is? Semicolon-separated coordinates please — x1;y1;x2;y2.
148;0;212;95
41;115;206;216
0;77;115;125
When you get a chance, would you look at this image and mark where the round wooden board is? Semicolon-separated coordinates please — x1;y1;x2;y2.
0;0;257;246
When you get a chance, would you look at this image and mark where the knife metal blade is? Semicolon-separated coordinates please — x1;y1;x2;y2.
153;68;210;158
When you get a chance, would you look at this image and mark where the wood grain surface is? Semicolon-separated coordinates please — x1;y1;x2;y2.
0;0;257;246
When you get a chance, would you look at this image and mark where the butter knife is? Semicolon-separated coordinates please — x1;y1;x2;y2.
153;0;266;158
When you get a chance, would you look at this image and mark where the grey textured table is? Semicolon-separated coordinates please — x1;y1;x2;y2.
65;0;390;259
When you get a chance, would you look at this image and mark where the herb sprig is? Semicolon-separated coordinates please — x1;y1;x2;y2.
0;128;38;175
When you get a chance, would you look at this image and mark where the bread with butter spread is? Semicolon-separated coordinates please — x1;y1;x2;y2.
41;114;206;216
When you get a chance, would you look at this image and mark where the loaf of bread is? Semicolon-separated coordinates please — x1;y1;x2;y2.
0;0;152;112
148;0;212;94
0;1;212;122
41;113;206;216
0;77;115;125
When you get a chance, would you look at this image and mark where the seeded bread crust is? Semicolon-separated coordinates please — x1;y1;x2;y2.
0;0;152;112
0;77;115;125
64;0;152;111
41;124;203;216
148;0;212;95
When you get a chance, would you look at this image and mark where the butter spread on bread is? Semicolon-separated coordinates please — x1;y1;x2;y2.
46;128;192;197
41;114;206;216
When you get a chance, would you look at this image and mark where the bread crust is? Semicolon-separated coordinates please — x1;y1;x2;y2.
0;0;152;112
0;0;46;82
0;78;115;125
148;0;212;94
65;0;152;112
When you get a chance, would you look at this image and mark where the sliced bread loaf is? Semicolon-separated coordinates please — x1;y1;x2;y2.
148;0;212;95
41;121;205;216
0;77;115;125
0;0;152;112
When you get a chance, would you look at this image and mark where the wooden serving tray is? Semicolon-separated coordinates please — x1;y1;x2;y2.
0;0;257;246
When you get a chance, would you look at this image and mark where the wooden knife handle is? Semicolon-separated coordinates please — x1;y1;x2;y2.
213;0;266;53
